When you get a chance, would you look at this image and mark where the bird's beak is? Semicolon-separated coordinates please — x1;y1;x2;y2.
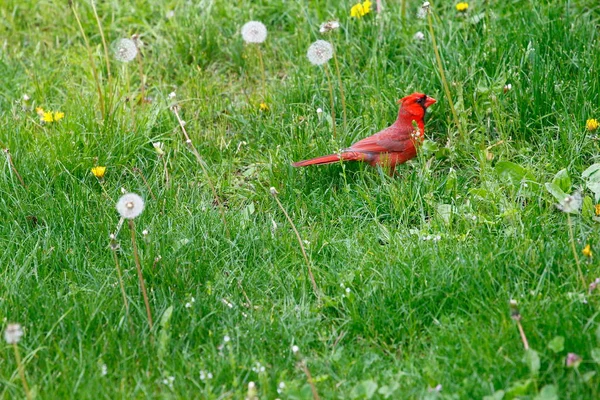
425;96;437;107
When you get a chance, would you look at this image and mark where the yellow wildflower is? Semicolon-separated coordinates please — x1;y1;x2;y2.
583;244;592;258
53;111;65;122
456;2;469;12
42;112;54;122
586;118;599;132
259;103;269;112
350;1;372;18
91;166;107;179
595;204;600;216
36;107;45;116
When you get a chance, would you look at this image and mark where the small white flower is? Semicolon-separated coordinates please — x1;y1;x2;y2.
166;10;175;19
185;302;192;308
556;191;582;214
23;94;30;101
113;38;138;62
307;40;333;65
241;21;267;44
317;107;323;114
413;31;425;41
345;287;351;293
142;229;149;236
101;364;108;376
504;83;512;92
116;193;145;219
319;20;340;34
4;323;23;344
223;335;231;343
168;92;176;99
292;345;299;353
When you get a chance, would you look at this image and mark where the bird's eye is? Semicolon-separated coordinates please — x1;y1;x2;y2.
417;96;426;104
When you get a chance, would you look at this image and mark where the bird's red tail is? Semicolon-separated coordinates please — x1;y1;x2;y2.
292;152;365;167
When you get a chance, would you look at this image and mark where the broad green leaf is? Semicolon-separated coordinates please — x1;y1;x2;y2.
483;390;505;400
552;169;571;193
495;161;535;185
582;163;600;180
437;204;455;224
160;305;174;329
350;380;378;399
505;379;532;397
523;349;540;376
591;348;600;364
547;336;564;353
583;196;595;219
534;385;558;400
545;182;567;202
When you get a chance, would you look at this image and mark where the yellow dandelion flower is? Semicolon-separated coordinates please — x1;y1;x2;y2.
583;244;592;258
586;118;599;132
259;103;269;111
350;1;372;18
91;166;107;179
53;111;65;122
595;204;600;216
456;2;469;12
42;112;54;122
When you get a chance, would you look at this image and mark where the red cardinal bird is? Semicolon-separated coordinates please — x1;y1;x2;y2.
293;92;436;173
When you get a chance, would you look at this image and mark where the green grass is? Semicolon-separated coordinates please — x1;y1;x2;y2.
2;0;600;398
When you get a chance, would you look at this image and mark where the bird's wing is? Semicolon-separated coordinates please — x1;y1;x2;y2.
349;125;414;153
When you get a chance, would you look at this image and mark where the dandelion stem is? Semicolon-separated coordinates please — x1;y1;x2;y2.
323;64;336;139
135;45;145;103
332;48;347;133
516;320;530;350
299;360;321;400
70;1;105;120
171;106;231;239
3;149;26;188
256;46;267;99
567;214;587;289
110;240;129;316
401;0;407;19
91;0;111;81
12;343;31;400
128;219;153;330
426;8;463;143
270;189;319;298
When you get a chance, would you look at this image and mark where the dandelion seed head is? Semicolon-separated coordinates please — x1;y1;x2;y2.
4;323;23;344
414;31;425;41
241;21;267;44
292;345;299;353
23;94;30;101
319;20;340;34
223;335;231;343
317;107;323;114
113;38;138;62
556;191;582;214
168;92;176;99
270;187;279;196
307;40;333;66
116;193;145;219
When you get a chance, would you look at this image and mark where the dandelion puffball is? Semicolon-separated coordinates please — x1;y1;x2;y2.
241;21;267;44
307;40;333;66
4;323;23;344
319;20;340;34
116;193;145;219
113;38;138;62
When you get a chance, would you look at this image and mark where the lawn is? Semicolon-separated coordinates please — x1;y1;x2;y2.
2;0;600;398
